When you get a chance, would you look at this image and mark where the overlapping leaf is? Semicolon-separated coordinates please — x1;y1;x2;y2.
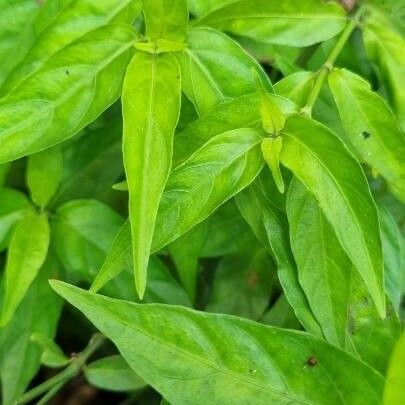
280;115;385;316
196;0;347;47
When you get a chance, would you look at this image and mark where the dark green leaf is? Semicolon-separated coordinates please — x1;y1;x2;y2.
287;178;351;347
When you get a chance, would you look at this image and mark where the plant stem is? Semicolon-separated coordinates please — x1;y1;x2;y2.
302;7;363;115
15;333;105;405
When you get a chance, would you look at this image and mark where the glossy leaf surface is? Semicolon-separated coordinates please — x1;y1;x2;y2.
51;281;385;405
280;115;385;316
122;51;181;298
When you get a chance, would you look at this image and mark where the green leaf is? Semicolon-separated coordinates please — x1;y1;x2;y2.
261;137;284;194
177;27;272;115
143;0;188;43
187;0;238;17
0;0;41;86
85;355;146;392
347;271;401;374
93;128;264;291
30;333;70;368
51;281;385;405
169;222;208;302
196;0;347;47
280;115;385;317
27;147;63;209
122;51;181;299
52;200;124;281
53;119;123;205
1;0;141;94
0;257;62;405
0;24;136;163
328;68;405;201
0;188;33;251
235;178;322;336
287;178;351;347
260;295;301;330
383;332;405;404
206;249;275;320
363;7;405;129
174;93;296;166
152;128;265;250
0;213;50;326
378;204;404;312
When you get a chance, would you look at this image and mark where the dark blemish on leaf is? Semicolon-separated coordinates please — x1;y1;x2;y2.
65;70;70;76
249;368;257;373
306;356;318;366
362;131;371;139
247;271;258;287
176;75;180;79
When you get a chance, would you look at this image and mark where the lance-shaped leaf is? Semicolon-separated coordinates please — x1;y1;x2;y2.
0;213;50;326
27;147;63;209
1;0;141;94
287;178;351;347
235;178;322;336
152;128;265;249
92;128;264;292
0;24;136;163
30;333;69;369
0;256;62;405
177;27;272;115
51;281;385;405
383;332;405;404
261;138;284;194
363;8;405;129
142;0;188;48
196;0;347;47
122;52;181;299
174;93;296;165
329;68;405;201
0;188;33;251
280;115;385;317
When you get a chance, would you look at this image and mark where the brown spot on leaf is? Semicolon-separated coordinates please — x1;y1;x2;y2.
306;356;318;366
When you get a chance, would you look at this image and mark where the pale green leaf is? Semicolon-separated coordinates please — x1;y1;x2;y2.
187;0;238;17
174;93;296;165
1;0;141;94
177;27;272;115
383;332;405;404
287;178;351;347
85;355;146;392
122;51;181;299
0;213;50;326
143;0;188;43
280;115;385;317
196;0;347;47
363;7;405;129
27;147;63;209
329;68;405;201
0;24;136;163
261;137;284;194
92;128;264;291
30;333;69;368
51;281;385;405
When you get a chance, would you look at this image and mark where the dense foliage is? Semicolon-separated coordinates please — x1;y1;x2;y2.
0;0;404;404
